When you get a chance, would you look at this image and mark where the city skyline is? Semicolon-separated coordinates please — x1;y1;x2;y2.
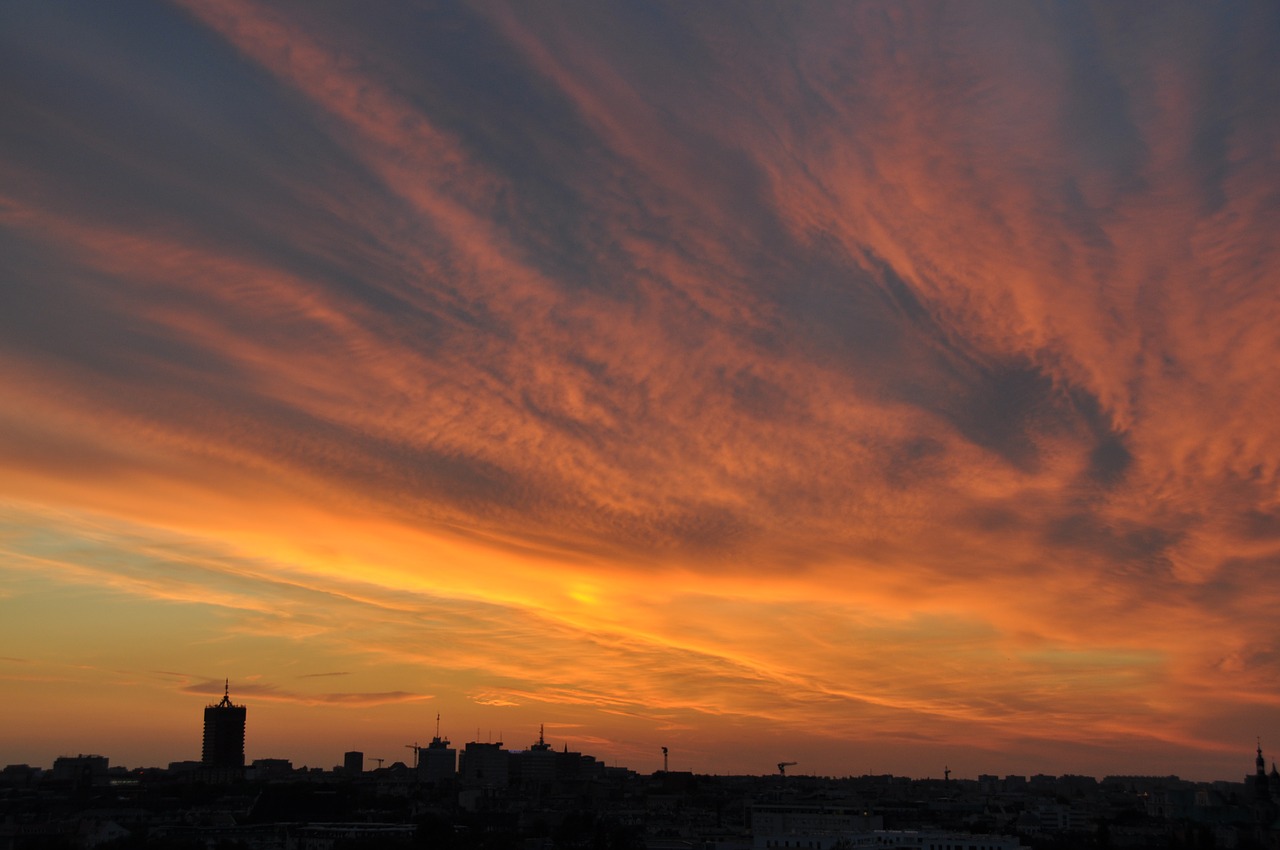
3;2;1280;782
11;681;1280;784
16;682;1280;786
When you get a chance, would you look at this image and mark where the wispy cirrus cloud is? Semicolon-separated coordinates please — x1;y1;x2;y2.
181;677;430;708
1;0;1278;778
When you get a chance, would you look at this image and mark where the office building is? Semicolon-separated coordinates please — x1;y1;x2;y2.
202;680;246;769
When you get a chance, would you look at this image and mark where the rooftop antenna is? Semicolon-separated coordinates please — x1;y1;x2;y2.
216;678;234;708
533;723;551;751
430;715;449;748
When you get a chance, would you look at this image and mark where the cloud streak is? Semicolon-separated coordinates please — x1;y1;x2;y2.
1;0;1278;778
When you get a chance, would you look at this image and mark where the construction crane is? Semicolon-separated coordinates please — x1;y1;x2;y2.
405;743;421;769
661;746;669;773
372;757;385;770
777;761;798;776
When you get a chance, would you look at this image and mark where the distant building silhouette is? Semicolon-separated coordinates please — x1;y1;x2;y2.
50;755;108;789
250;758;292;780
510;724;555;786
1255;740;1271;802
459;740;507;811
343;750;363;775
460;741;508;789
202;680;246;770
420;731;456;785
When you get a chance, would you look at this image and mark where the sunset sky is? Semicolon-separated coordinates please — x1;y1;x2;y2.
3;2;1280;781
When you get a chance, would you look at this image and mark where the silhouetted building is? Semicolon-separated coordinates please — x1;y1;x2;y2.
554;743;605;783
510;725;556;786
1254;741;1271;802
202;680;246;769
458;741;509;812
251;758;293;779
0;764;39;788
421;735;455;784
460;741;508;789
344;750;363;775
50;755;108;788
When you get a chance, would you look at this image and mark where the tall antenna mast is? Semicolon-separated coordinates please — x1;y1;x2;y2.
216;679;234;708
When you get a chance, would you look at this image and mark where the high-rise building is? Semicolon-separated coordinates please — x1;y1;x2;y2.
344;751;364;775
460;741;508;788
422;737;456;783
420;715;456;784
510;724;555;786
202;680;246;769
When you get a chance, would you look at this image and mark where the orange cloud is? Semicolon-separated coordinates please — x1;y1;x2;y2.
0;0;1276;778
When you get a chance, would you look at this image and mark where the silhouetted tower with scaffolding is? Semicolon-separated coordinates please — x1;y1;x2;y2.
202;680;246;769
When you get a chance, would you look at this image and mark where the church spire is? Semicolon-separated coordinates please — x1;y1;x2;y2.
1255;739;1272;802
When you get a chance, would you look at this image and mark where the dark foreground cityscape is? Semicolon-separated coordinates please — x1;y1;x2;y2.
4;686;1279;850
